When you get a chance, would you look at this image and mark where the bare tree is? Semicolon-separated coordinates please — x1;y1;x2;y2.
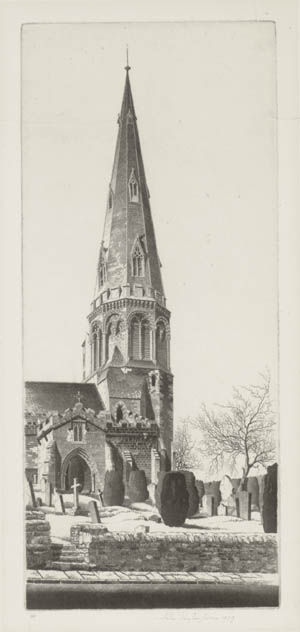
174;420;199;471
195;371;277;477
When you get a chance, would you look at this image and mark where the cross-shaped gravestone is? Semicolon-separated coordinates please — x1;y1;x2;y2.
71;478;81;511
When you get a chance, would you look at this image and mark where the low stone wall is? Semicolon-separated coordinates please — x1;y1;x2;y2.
26;509;52;569
70;525;277;574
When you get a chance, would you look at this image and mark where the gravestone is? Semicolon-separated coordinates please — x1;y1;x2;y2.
262;463;277;533
88;500;101;523
205;494;216;517
45;481;53;507
26;479;37;508
220;475;233;506
54;491;65;514
226;494;238;516
97;489;104;507
246;476;259;510
237;491;251;520
217;503;227;516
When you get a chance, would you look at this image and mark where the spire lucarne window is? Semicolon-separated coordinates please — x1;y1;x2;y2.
132;240;145;277
128;168;139;202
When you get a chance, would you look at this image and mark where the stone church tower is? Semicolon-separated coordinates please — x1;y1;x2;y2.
83;63;173;467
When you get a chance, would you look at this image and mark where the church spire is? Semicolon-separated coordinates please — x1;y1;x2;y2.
96;62;164;301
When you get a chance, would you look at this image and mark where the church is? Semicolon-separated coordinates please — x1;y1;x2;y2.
25;61;174;496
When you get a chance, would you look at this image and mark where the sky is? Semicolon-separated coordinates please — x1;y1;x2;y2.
22;21;278;424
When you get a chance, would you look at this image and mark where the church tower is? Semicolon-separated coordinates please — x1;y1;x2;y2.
83;62;173;467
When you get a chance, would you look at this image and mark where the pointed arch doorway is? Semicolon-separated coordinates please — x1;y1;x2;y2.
61;449;96;494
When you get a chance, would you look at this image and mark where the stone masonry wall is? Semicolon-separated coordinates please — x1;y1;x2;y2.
70;526;277;574
26;510;52;569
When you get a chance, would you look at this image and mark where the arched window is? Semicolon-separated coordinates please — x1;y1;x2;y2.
128;169;139;202
105;323;112;362
151;374;156;387
141;320;151;360
131;317;140;359
116;405;123;423
98;330;102;367
92;333;98;372
156;321;168;369
132;242;144;277
99;262;106;288
73;423;83;442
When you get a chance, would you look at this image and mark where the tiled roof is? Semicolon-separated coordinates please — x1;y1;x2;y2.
25;382;104;416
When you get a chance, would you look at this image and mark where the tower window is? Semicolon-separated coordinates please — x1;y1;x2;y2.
156;321;168;369
132;242;145;277
92;332;98;372
99;263;106;288
108;189;113;209
130;315;152;360
128;169;139;202
73;423;83;442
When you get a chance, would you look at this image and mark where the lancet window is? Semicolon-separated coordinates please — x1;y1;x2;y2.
132;241;145;277
130;315;151;360
128;169;139;202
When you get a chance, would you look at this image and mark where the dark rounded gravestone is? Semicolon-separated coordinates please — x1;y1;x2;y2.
155;471;167;512
179;470;199;518
262;463;278;533
128;470;149;503
160;472;189;527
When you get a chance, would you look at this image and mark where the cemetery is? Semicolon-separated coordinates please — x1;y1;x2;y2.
26;465;278;577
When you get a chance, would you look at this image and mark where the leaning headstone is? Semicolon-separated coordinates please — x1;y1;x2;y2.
45;481;53;507
26;479;37;508
88;500;101;523
237;491;251;520
97;489;104;507
54;491;65;514
220;475;233;506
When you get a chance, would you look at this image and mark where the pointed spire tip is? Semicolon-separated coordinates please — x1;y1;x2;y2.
125;44;131;72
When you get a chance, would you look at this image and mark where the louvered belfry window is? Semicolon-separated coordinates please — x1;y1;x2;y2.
141;320;151;360
131;316;151;360
93;333;97;371
131;317;140;359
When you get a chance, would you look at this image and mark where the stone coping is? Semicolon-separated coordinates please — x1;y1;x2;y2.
27;569;279;585
71;525;277;544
